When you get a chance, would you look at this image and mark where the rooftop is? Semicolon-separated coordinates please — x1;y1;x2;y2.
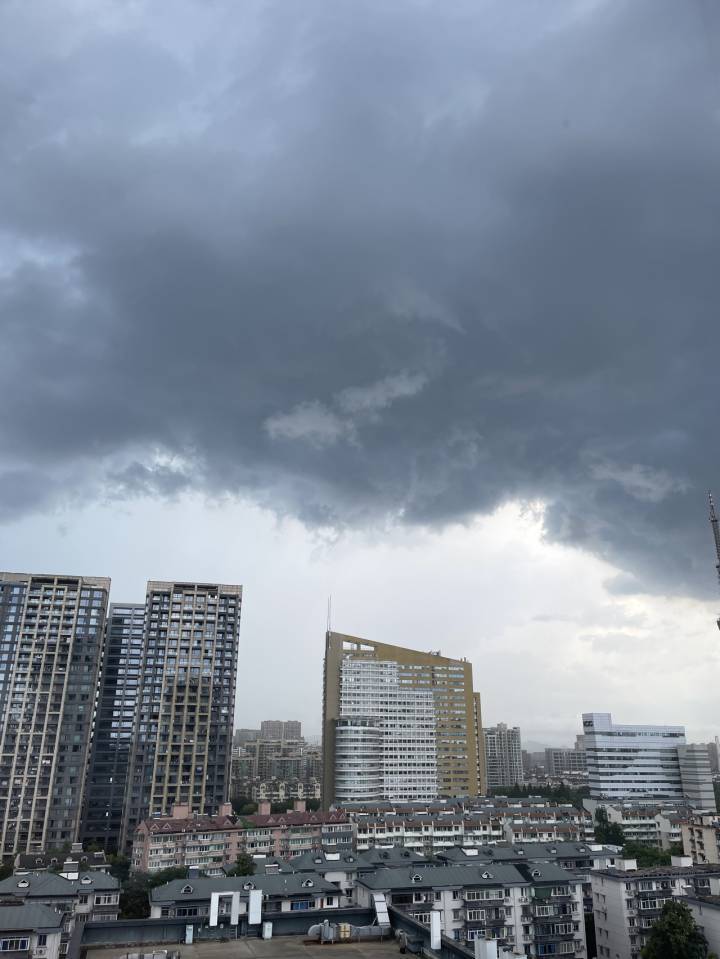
357;861;576;891
0;872;119;897
596;864;720;879
86;936;400;959
151;873;338;903
0;902;63;932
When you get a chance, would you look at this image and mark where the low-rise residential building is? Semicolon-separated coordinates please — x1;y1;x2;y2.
0;903;63;959
585;799;691;849
682;814;720;864
436;842;620;915
342;799;593;853
132;802;354;874
356;861;586;955
149;872;344;920
686;895;720;956
14;847;109;877
0;871;120;955
591;857;720;959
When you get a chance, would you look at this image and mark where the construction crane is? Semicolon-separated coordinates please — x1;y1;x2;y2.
709;490;720;630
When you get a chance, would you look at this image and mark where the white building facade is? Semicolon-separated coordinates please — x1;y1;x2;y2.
583;713;686;800
484;724;524;791
335;660;437;802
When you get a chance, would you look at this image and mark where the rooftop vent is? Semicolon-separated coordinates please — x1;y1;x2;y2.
80;877;92;885
302;880;314;888
16;881;29;889
410;874;423;883
181;885;193;894
481;871;493;880
243;882;255;891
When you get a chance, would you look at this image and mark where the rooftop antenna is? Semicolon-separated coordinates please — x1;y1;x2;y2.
326;595;332;635
708;491;720;631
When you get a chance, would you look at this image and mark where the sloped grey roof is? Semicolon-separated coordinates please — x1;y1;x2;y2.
357;860;577;891
0;872;118;898
0;903;63;932
151;872;337;903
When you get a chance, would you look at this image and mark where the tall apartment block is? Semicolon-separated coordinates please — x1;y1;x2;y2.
120;581;241;852
583;712;714;807
260;720;302;740
322;631;486;806
0;572;110;857
82;603;146;851
484;723;524;790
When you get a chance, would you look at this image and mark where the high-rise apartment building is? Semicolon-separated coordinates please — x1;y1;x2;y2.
0;572;111;857
322;631;485;805
545;745;588;778
484;723;523;790
120;581;241;851
583;712;688;800
82;603;146;851
678;745;717;811
335;658;438;802
260;720;302;741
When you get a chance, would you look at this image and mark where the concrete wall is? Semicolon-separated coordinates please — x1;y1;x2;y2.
81;909;376;948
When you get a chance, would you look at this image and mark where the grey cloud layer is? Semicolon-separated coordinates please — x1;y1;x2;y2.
2;0;720;596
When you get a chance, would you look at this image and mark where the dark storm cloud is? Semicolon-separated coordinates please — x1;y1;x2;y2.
2;0;720;596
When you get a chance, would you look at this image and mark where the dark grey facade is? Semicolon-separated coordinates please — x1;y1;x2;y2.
0;573;110;857
82;603;146;852
120;581;241;852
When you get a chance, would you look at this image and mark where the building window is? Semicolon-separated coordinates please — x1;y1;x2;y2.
0;940;29;952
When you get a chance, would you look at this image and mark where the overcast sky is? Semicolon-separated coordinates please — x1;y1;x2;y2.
3;0;720;744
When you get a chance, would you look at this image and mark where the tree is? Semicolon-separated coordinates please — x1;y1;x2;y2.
119;878;151;919
622;842;671;868
118;867;190;919
225;854;256;877
641;900;709;958
594;807;624;846
107;854;131;884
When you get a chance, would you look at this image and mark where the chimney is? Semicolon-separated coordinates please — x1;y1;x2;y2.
171;803;191;820
293;799;306;813
219;802;233;817
257;800;271;816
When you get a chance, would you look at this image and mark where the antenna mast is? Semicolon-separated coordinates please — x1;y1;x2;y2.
709;491;720;630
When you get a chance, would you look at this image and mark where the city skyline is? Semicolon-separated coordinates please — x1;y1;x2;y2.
3;549;719;747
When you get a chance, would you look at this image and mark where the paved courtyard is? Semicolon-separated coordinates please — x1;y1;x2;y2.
86;936;400;959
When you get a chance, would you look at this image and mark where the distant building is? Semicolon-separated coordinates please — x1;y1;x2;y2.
234;729;260;746
545;746;587;778
678;744;717;810
583;713;714;807
340;798;594;851
322;632;485;804
131;800;354;873
484;724;523;790
260;721;302;741
682;814;720;864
